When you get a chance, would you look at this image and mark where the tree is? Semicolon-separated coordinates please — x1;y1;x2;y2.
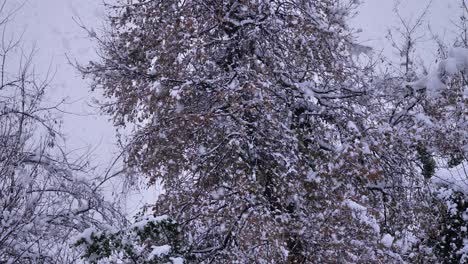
81;0;466;263
418;1;468;261
0;1;125;262
375;1;468;261
81;0;409;262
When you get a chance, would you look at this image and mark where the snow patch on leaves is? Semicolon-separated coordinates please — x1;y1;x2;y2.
344;199;380;234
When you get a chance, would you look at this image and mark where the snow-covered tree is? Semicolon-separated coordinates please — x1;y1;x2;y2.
0;2;125;262
372;2;468;260
80;0;466;263
81;0;408;262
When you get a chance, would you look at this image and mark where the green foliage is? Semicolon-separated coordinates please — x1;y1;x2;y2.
434;191;468;263
448;152;465;168
75;216;187;263
417;144;436;179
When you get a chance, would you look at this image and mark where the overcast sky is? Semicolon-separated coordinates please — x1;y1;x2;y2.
10;0;112;164
10;0;458;156
8;0;461;212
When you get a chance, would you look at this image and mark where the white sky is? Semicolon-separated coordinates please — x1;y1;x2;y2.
10;0;114;164
10;0;462;213
353;0;459;68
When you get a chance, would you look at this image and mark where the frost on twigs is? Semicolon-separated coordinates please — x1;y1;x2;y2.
0;1;125;262
408;47;468;98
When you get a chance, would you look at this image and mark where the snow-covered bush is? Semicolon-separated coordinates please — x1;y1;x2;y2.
75;215;186;263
